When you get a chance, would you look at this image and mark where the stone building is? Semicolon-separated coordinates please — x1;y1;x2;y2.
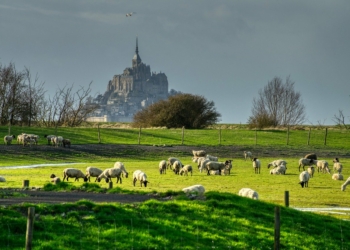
87;38;169;122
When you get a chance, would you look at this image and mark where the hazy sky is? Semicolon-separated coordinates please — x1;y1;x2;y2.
1;1;350;125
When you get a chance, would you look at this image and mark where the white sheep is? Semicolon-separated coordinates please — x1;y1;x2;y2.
167;157;180;170
267;159;287;169
270;165;287;175
97;168;123;184
159;160;167;174
51;136;64;147
179;165;193;176
206;154;219;161
198;158;211;173
44;134;55;145
182;184;205;196
113;161;129;178
298;158;314;172
133;170;148;187
252;158;261;174
23;136;36;147
85;167;103;182
332;173;344;181
299;171;310;188
333;158;343;174
172;160;183;175
63;168;88;182
341;177;350;191
315;160;330;174
4;135;16;145
307;166;315;178
244;151;252;161
0;176;6;182
238;188;259;200
192;150;206;157
209;170;220;175
205;161;226;175
50;174;61;184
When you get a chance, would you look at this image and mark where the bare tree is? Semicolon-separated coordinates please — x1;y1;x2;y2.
333;110;350;130
248;76;305;128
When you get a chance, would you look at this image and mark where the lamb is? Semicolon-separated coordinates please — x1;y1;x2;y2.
159;160;167;174
341;177;350;191
270;165;287;175
307;166;315;178
333;158;343;174
244;151;252;161
44;134;55;145
267;159;287;169
205;161;227;175
182;184;205;196
97;168;123;184
238;188;259;200
4;135;16;145
209;170;221;175
299;171;310;188
298;158;314;172
50;174;61;184
63;168;88;182
167;157;180;170
62;139;71;148
133;170;148;187
304;153;317;160
172;160;183;175
0;176;6;182
315;160;330;174
179;165;193;176
51;136;64;147
252;158;261;174
113;161;128;178
85;167;103;182
206;154;218;161
192;150;206;158
332;173;344;181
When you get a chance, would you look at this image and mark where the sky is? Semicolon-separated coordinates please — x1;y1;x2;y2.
1;1;350;125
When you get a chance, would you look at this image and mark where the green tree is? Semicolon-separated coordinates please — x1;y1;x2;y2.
133;93;221;128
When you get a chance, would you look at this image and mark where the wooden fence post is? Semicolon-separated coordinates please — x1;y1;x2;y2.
274;206;280;250
284;191;289;207
109;182;113;189
324;128;328;146
23;180;30;188
286;126;290;145
25;207;35;250
97;124;101;143
182;126;184;145
138;127;141;145
219;127;221;145
307;127;311;145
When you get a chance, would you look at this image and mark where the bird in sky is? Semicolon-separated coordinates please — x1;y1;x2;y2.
126;12;136;17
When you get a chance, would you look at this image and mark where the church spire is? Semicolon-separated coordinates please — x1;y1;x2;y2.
132;36;142;67
135;36;139;55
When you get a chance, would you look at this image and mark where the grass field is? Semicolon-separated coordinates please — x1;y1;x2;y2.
1;125;350;249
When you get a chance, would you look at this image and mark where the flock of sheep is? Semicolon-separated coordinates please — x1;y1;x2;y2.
3;134;71;147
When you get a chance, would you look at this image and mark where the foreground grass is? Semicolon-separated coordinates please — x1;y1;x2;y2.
0;192;350;249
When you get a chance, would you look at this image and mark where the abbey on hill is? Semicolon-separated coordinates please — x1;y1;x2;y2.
87;38;169;122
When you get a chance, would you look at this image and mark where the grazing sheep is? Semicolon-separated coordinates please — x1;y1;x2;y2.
17;134;25;145
44;134;55;145
341;177;350;191
238;188;259;200
159;160;167;174
63;168;88;182
179;165;193;176
244;151;253;161
252;158;261;174
4;135;16;145
224;160;233;175
333;158;343;174
332;173;344;181
206;154;219;161
62;139;71;148
307;166;315;178
50;174;61;184
113;161;129;178
0;176;6;182
182;184;205;196
192;150;206;157
172;160;183;175
167;157;180;170
270;165;287;175
198;158;211;173
85;167;103;182
23;136;36;147
304;153;317;160
51;136;64;147
299;171;310;188
315;160;330;174
133;170;148;187
209;170;221;175
205;161;226;175
97;168;123;184
267;159;287;169
298;158;314;172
